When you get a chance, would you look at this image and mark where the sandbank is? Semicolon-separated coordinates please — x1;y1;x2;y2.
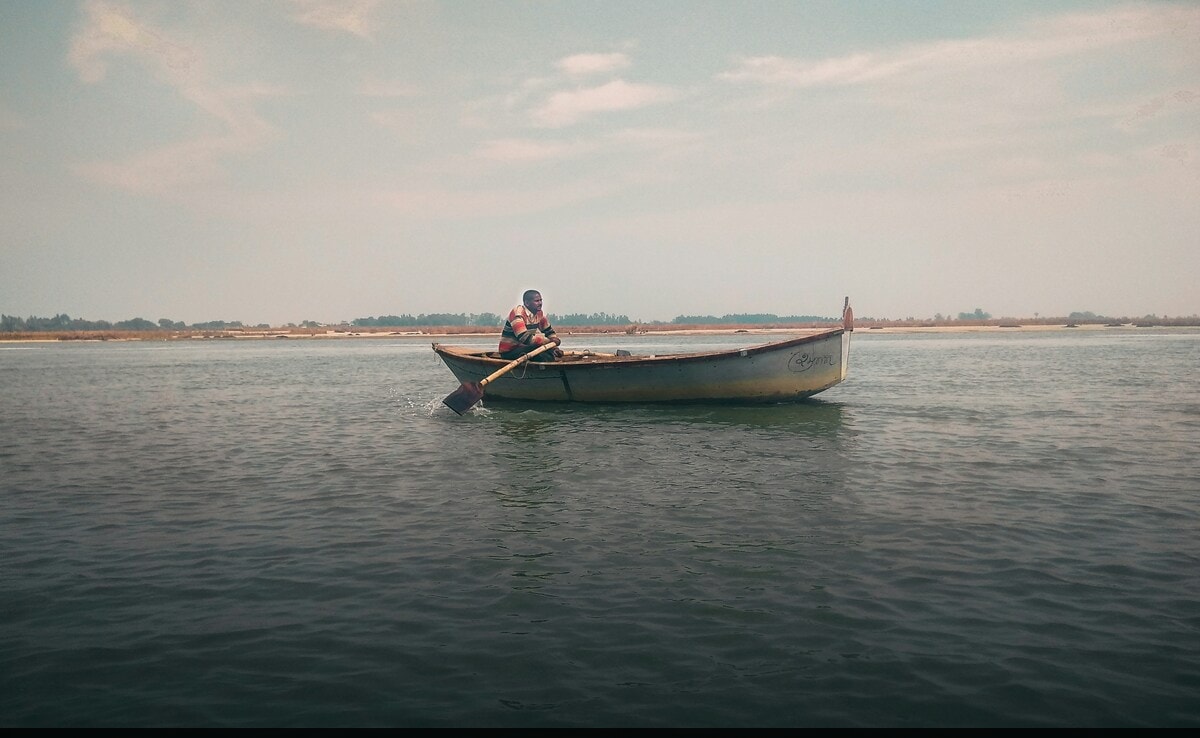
0;321;1187;344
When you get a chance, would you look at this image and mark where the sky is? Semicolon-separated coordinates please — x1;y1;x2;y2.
1;0;1197;325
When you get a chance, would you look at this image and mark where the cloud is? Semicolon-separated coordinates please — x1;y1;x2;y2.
0;107;26;131
1119;88;1199;132
607;126;706;157
286;0;380;38
475;138;591;163
711;3;1200;190
74;135;249;191
67;1;275;193
372;180;617;218
480;50;678;130
370;109;424;137
531;79;680;127
718;53;881;88
68;0;198;84
556;52;632;77
718;5;1200;90
357;78;421;98
471;127;703;170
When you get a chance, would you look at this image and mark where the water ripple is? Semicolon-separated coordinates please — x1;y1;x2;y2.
2;334;1198;726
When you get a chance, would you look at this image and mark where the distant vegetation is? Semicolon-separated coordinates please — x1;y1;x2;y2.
351;313;503;328
1;311;835;333
555;312;633;326
0;313;257;332
351;312;633;327
4;308;1198;336
958;308;992;320
672;313;835;325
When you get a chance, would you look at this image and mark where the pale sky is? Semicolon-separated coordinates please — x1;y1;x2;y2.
1;0;1197;325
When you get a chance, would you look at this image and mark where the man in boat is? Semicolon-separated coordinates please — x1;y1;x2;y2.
499;289;563;361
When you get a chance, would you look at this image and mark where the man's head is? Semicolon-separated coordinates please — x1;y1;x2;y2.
522;289;543;312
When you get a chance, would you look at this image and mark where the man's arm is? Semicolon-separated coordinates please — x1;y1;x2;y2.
539;315;560;345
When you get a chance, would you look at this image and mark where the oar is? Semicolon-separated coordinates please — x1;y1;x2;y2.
442;342;557;415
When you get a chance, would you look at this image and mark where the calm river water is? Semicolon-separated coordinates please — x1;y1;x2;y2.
2;328;1198;727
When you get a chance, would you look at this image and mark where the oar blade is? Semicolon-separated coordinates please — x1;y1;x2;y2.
442;382;484;415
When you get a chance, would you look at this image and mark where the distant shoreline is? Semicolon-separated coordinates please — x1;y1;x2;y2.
2;320;1197;343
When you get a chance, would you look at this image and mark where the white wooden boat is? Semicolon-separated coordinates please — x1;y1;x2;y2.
432;300;853;405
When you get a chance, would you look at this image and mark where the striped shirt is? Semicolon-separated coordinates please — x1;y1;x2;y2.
499;304;557;354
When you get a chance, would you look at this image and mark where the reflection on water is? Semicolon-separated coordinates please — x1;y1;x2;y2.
479;397;848;433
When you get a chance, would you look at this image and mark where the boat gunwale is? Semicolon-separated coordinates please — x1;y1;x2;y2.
432;327;845;370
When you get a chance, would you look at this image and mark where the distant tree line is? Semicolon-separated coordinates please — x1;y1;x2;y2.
957;308;992;320
12;309;1185;334
351;312;633;327
554;312;632;325
951;309;1170;322
351;312;838;327
671;313;836;325
3;311;838;332
0;313;251;332
352;313;504;327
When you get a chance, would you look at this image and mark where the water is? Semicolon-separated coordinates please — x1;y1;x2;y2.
2;329;1198;727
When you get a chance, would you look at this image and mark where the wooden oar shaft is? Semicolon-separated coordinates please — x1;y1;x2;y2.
442;342;557;415
480;342;556;386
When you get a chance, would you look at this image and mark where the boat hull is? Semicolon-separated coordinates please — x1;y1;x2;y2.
432;327;851;404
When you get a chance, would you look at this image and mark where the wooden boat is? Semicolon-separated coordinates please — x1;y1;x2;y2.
431;299;854;405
